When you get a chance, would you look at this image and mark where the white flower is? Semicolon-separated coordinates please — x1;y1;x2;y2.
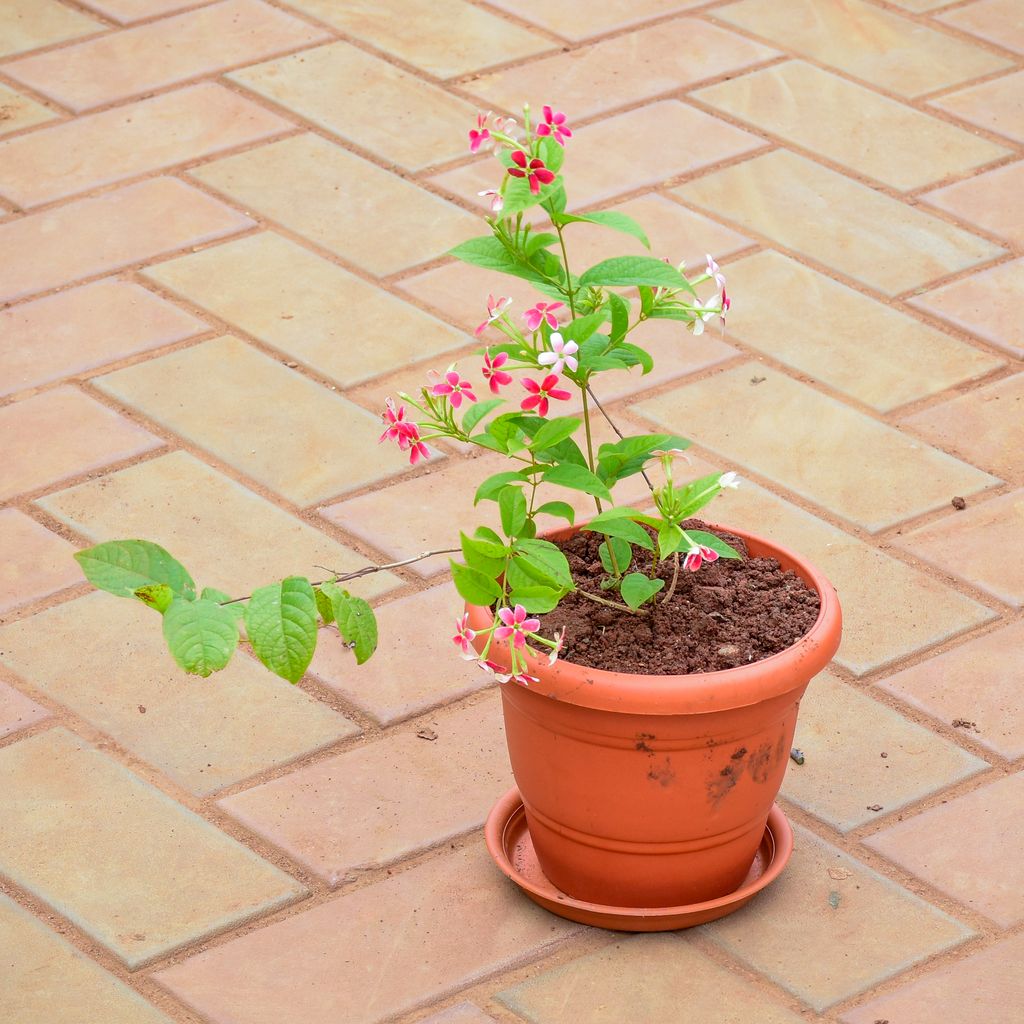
719;471;740;489
537;331;579;375
691;294;722;336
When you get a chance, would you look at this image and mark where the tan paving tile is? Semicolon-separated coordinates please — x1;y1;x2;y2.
36;450;399;600
94;335;415;505
308;584;489;725
0;82;56;137
0;509;80;614
721;251;1003;412
879;620;1024;761
189;133;480;276
0;0;101;59
939;0;1024;55
0;83;291;209
895;490;1024;607
705;823;972;1011
0;727;306;968
486;0;708;41
431;100;767;210
467;18;777;121
0;387;161;502
230;41;478;172
694;61;1009;191
287;0;552;77
783;670;986;832
421;1003;496;1024
901;372;1024;481
0;177;254;303
922;159;1024;247
219;694;509;884
866;772;1024;927
0;680;49;740
886;0;955;9
930;70;1024;143
715;0;1011;97
0;593;357;796
0;279;206;398
497;935;805;1023
79;0;212;22
842;931;1024;1024
699;472;997;675
154;843;577;1024
635;364;999;532
3;0;328;112
0;892;172;1024
908;257;1024;359
674;150;1004;296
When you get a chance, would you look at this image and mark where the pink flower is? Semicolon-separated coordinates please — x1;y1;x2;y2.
547;627;566;665
494;115;517;134
537;331;578;374
494;604;541;650
511;672;539;686
536;106;573;146
706;254;726;290
523;301;563;332
477;188;504;214
469;112;492;153
507;149;555;194
475;294;512;337
430;369;477;409
476;658;512;683
482;349;513;393
406;427;430;466
452;613;477;657
521;374;571;417
379;397;419;449
721;288;731;319
683;544;720;573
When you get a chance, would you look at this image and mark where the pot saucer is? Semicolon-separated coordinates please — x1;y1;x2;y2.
485;787;793;932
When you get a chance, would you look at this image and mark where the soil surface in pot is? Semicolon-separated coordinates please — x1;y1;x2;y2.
537;521;820;675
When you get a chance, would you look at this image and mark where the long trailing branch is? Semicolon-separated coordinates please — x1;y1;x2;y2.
576;587;648;617
585;383;655;493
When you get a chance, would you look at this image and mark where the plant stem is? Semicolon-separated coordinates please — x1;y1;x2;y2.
585;384;655;492
576;588;648;617
662;552;680;605
555;223;576;319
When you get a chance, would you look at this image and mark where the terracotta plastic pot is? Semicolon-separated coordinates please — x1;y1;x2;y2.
466;523;841;909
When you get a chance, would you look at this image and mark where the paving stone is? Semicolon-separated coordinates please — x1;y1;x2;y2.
0;727;306;968
930;70;1024;144
154;843;577;1024
878;620;1024;761
0;279;205;398
0;892;172;1024
887;0;959;8
939;0;1024;56
715;0;1011;97
923;160;1024;247
782;670;986;833
189;133;480;276
675;150;1004;297
908;257;1024;359
0;593;357;796
0;0;101;58
0;509;80;614
0;83;291;209
704;823;973;1011
220;694;509;884
486;0;708;41
467;18;777;121
36;450;399;601
79;0;213;21
0;680;49;740
229;41;478;172
865;772;1024;927
842;931;1024;1024
694;61;1009;191
901;372;1024;481
94;335;414;505
635;364;999;532
720;250;1002;412
286;0;552;77
3;0;327;112
308;584;488;725
497;934;805;1023
431;100;767;210
895;490;1024;607
0;387;161;503
420;1004;496;1024
0;82;56;137
0;177;253;303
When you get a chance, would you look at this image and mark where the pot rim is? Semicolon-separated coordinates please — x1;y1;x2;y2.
464;521;842;716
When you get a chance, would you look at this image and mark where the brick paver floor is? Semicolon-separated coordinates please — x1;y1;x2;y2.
0;0;1021;1020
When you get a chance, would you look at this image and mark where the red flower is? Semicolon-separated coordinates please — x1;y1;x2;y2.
521;374;571;417
430;369;477;409
468;112;491;153
683;544;720;573
536;105;572;146
482;349;513;394
507;149;555;195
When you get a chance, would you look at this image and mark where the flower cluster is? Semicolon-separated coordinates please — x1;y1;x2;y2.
452;607;564;683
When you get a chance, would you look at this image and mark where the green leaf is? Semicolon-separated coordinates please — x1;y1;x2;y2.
475;470;529;504
75;539;195;601
614;343;654;374
639;285;655;315
134;583;173;613
583;517;654;551
462;398;504;434
524;231;559;257
323;584;378;665
608;292;630;345
685;530;743;560
243;577;319;684
508;585;562;614
162;597;239;677
534;501;575;524
579;256;687;290
620;573;665;610
315;586;335;625
499;486;528;538
202;586;245;621
460;531;506;578
513;538;574;590
557;210;650;248
597;434;690;485
450;560;503;606
542;463;613;502
672;471;728;520
529;416;581;452
599;537;632;576
449;235;560;289
658;522;684;559
558;311;607;344
486;411;531;454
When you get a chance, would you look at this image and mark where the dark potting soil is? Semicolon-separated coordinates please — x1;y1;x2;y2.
537;520;820;675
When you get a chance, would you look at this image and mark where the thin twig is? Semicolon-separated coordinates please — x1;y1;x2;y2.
576;588;648;617
661;552;680;605
585;384;655;492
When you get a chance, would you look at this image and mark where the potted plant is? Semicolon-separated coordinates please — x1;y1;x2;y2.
73;103;841;930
